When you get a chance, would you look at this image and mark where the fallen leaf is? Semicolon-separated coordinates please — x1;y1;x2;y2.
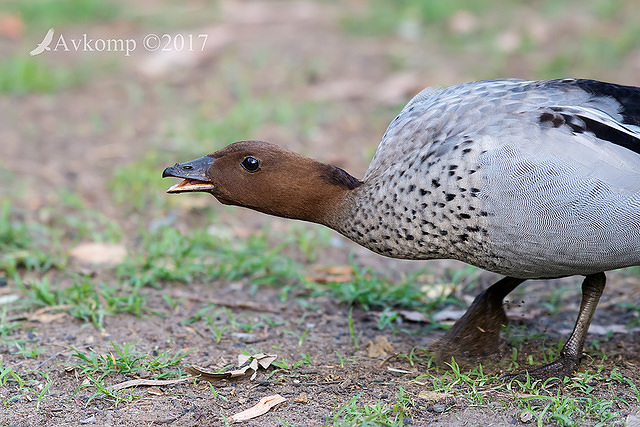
398;310;429;323
29;305;73;323
185;365;252;382
110;377;193;391
238;354;251;367
229;394;286;422
187;353;278;383
305;265;354;284
30;312;67;324
366;336;394;358
70;243;127;266
256;354;277;369
418;390;453;401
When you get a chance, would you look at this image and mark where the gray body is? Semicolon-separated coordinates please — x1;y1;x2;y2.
336;79;640;279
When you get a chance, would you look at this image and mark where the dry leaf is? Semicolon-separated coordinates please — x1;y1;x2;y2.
110;377;193;391
185;365;252;382
229;394;286;422
257;354;277;369
418;390;453;401
305;265;353;283
187;353;278;384
29;305;73;323
238;354;251;367
70;243;127;266
30;312;67;324
366;336;394;358
398;310;429;323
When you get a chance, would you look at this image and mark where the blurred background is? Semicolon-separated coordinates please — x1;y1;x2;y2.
1;0;640;422
2;0;640;213
2;0;640;321
3;0;640;340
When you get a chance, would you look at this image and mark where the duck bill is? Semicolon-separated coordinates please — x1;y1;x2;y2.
162;155;216;193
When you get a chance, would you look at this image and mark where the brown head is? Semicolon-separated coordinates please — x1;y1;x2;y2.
162;141;362;226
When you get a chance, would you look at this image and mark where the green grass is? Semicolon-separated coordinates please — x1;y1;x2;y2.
0;55;92;95
109;152;179;213
0;201;64;276
118;224;302;288
0;360;53;408
301;258;469;318
406;357;637;426
70;341;192;379
0;195;123;276
330;389;412;426
1;0;119;30
69;341;193;405
17;275;147;330
184;305;271;343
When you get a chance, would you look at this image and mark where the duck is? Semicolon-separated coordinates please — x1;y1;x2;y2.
163;78;640;379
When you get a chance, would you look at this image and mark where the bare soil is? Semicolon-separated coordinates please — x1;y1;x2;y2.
1;1;640;425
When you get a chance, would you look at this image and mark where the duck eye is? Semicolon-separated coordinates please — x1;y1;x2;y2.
241;156;260;172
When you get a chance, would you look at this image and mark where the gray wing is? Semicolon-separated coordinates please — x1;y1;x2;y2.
475;80;640;277
367;78;640;180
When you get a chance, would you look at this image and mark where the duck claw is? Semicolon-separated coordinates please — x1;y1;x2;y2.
502;355;579;383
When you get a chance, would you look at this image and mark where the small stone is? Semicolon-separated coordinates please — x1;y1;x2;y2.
431;404;445;413
294;392;309;403
519;411;534;423
80;415;96;424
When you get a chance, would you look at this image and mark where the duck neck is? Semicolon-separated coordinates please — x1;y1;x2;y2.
266;161;364;227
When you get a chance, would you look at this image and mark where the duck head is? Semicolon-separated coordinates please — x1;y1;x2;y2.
163;140;362;225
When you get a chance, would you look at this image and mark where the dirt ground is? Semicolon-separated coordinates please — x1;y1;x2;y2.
2;1;640;426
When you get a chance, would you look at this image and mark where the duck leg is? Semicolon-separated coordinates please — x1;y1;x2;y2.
508;272;606;380
431;276;524;361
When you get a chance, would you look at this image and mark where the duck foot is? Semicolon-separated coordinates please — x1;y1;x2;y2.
430;277;524;362
503;272;606;382
502;354;579;383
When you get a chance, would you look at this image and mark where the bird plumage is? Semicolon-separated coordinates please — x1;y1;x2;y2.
334;79;640;278
163;78;640;379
